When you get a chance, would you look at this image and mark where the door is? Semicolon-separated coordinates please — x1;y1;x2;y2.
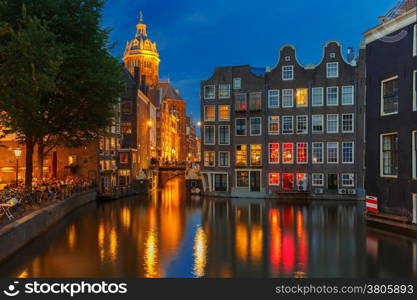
214;174;228;192
328;174;338;190
250;171;261;192
283;173;294;191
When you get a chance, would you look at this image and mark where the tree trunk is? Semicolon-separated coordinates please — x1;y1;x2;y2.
25;140;35;189
37;143;44;180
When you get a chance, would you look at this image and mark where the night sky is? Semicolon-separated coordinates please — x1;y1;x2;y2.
102;0;398;123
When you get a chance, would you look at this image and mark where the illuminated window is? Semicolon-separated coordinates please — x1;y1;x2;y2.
233;78;241;89
283;143;293;164
219;152;230;167
250;144;262;166
68;155;77;165
249;92;262;111
219;84;231;99
312;142;323;164
282;116;293;134
296;143;308;164
235;93;247;112
282;89;294;107
381;76;399;115
342;114;354;133
327;87;338;106
327;142;339;163
218;125;230;145
296;88;308;107
312;115;324;134
296;115;308;134
282;65;294;80
236;145;247;166
235;118;247;136
326;62;338;78
327;114;338;133
204;105;215;121
250;117;261;136
268;116;279;135
312;87;324;106
341;174;355;187
236;171;249;187
269;173;280;186
342;86;354;105
204;151;215;167
268;90;279;108
121;122;132;134
218;105;230;121
342;142;354;163
283;173;294;190
119;153;129;164
269;143;280;164
204;85;215;99
312;173;324;186
204;126;215;145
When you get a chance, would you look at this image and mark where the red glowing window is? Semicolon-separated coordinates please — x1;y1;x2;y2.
283;173;294;190
283;143;293;164
269;173;280;186
296;143;308;163
269;143;280;164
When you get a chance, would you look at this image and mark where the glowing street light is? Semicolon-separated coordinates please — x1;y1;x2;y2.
13;148;22;187
197;121;202;127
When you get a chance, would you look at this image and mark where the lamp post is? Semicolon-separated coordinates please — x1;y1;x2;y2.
13;148;22;187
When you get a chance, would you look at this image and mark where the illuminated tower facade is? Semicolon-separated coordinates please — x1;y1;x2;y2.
123;11;160;86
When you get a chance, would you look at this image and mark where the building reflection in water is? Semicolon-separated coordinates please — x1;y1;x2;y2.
1;175;416;278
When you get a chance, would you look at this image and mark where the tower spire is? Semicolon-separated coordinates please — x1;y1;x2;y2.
139;10;143;24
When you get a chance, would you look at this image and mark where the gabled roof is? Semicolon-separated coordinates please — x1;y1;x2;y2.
157;81;183;100
383;0;416;21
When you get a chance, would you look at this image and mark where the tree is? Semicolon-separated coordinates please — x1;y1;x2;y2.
0;0;124;187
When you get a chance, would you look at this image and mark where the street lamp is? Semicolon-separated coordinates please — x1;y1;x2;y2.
197;121;202;127
13;148;22;187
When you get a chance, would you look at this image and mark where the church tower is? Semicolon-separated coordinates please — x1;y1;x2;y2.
123;11;160;86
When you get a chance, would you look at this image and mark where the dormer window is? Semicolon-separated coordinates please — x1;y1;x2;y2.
285;56;291;62
233;78;241;89
326;62;339;78
330;52;336;58
282;65;294;81
204;85;215;99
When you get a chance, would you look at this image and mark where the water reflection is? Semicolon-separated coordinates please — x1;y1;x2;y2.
0;175;415;278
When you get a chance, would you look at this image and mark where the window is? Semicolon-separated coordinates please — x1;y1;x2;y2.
296;115;308;134
312;174;324;186
219;152;230;167
312;142;323;164
413;24;416;57
269;173;280;186
413;71;417;111
219;84;230;99
283;173;294;190
413;131;417;179
282;65;294;80
342;114;354;133
312;87;324;106
381;76;399;115
214;174;228;192
326;62;339;78
268;116;280;135
381;133;398;176
342;86;354;105
119;153;129;164
282;116;293;134
235;93;247;112
268;90;280;108
250;145;262;166
250;117;261;136
236;171;249;187
285;56;291;61
235;118;247;136
233;78;241;89
282;89;294;107
341;174;355;187
327;87;338;106
342;142;354;164
218;125;230;145
312;115;324;134
218;105;230;121
204;105;215;121
327;114;339;133
297;143;308;164
204;151;215;167
121;122;132;134
236;145;247;166
269;143;280;164
296;88;308;107
204;85;215;99
327;142;339;164
249;92;262;111
330;52;336;58
204;126;215;145
283;143;294;164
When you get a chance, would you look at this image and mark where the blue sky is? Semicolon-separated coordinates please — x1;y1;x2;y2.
103;0;398;122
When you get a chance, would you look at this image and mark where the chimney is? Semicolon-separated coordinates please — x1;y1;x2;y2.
346;47;355;63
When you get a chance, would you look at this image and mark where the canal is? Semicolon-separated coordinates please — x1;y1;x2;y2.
0;176;415;278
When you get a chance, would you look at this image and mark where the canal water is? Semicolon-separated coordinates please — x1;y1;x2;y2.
0;176;416;278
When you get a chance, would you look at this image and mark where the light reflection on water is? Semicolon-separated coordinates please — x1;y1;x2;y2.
0;176;416;278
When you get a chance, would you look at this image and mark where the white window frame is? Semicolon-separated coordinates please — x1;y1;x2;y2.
312;87;324;107
341;114;354;133
380;75;399;116
204;151;215;167
235;118;247;136
312;142;324;164
342;86;354;105
326;62;339;78
268;143;280;164
341;173;355;187
218;84;231;99
235;145;247;166
233;78;241;89
312;173;324;187
204;85;215;100
413;131;417;180
218;125;230;145
203;125;215;145
311;115;324;134
250;117;262;136
268;90;280;108
218;151;230;167
282;65;294;81
282;143;294;164
296;115;308;134
327;87;339;106
249;144;262;166
380;132;399;178
296;88;308;107
342;141;355;164
413;24;417;57
204;105;215;122
327;142;339;164
296;142;308;164
282;115;294;134
218;105;230;121
268;116;280;135
327;114;339;133
268;172;280;186
282;89;294;108
413;70;416;111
